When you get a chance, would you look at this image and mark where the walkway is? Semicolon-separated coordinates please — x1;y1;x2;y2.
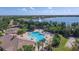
65;37;75;48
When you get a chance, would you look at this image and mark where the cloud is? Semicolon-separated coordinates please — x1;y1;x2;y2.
21;8;27;12
30;7;35;10
17;8;27;12
48;7;53;9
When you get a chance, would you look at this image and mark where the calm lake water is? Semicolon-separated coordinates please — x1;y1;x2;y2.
32;17;79;24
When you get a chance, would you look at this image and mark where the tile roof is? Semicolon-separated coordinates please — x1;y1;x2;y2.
0;34;35;51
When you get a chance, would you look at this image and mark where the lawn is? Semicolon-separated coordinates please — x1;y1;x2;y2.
53;35;71;51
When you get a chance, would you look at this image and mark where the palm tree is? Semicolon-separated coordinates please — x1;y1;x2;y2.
35;42;40;51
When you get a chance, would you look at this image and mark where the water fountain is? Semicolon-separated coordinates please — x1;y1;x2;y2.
39;17;42;22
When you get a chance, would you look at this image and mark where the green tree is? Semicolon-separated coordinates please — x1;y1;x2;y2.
17;48;23;51
17;28;27;35
52;34;61;47
0;31;3;36
17;45;34;51
22;45;34;51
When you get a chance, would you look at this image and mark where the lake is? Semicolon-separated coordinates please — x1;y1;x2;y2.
32;17;79;24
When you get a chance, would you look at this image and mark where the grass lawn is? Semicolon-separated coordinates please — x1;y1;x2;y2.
53;35;71;51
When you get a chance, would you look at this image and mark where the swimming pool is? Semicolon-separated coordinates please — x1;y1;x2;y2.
28;32;45;42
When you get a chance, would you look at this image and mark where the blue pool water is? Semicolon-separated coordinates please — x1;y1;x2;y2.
28;32;45;42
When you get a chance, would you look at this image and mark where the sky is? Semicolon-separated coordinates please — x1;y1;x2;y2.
0;7;79;15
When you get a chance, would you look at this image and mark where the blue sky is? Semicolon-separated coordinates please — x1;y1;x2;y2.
0;7;79;15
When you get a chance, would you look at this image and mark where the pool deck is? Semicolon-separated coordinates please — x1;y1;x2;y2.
21;29;53;43
21;29;54;47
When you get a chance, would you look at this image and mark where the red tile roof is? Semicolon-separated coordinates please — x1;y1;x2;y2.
0;34;35;51
16;38;35;49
